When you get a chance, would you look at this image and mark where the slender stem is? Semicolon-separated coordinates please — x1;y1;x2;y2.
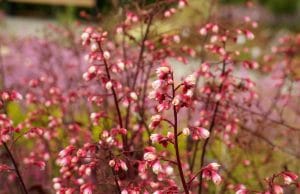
0;56;27;193
98;44;126;149
171;73;189;194
132;11;154;89
189;95;211;172
188;169;203;185
198;56;227;194
186;0;217;169
124;12;154;132
109;151;121;194
2;142;28;194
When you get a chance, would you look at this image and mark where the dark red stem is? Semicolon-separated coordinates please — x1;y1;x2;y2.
2;142;28;194
171;73;189;194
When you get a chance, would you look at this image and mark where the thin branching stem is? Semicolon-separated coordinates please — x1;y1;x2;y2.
171;73;189;194
2;142;28;194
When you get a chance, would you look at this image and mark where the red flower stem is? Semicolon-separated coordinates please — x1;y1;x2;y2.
171;73;189;194
109;151;121;194
124;12;154;133
98;44;127;150
198;55;227;194
131;11;154;90
189;95;211;172
198;100;220;194
2;142;28;194
188;169;203;185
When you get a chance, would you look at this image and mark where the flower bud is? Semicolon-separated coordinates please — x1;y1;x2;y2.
103;51;110;60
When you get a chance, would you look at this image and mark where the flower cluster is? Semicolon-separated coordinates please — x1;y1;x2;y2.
0;0;299;194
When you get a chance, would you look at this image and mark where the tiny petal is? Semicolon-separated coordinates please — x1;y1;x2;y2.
182;127;190;136
103;51;111;60
105;81;113;90
211;171;222;185
198;127;210;139
144;152;157;162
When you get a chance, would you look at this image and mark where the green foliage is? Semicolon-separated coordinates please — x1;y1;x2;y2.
261;0;299;15
221;0;299;14
55;6;76;25
7;102;25;125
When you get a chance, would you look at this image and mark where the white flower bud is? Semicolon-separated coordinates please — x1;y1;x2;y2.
103;51;110;60
88;66;96;74
143;152;156;162
81;32;89;41
130;92;138;101
90;42;99;52
152;162;162;174
53;183;61;190
105;81;113;90
182;128;190;136
165;166;174;175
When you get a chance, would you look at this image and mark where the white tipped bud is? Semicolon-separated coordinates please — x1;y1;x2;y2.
152;162;162;174
82;72;89;81
150;133;160;143
178;0;186;9
173;35;181;43
109;160;115;167
165;166;174;175
182;127;190;136
172;96;180;106
130;92;138;101
152;80;163;90
120;161;128;171
144;152;156;162
246;31;255;40
185;74;196;86
105;81;113;90
212;25;219;33
103;51;110;60
90;112;97;120
88;66;96;74
85;167;91;176
117;61;125;70
199;28;207;36
90;42;99;52
53;183;61;190
77;178;84;185
199;127;210;139
81;32;89;41
208;162;221;170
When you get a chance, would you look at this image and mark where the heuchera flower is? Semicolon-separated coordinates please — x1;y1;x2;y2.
281;171;298;185
202;163;222;185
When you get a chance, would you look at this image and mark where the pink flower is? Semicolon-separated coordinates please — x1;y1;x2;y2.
150;133;162;144
80;183;94;194
105;81;113;90
152;162;162;174
206;162;221;171
182;127;190;136
192;127;210;140
149;115;162;129
272;185;283;194
184;74;196;87
58;145;75;158
144;152;157;162
282;171;298;185
211;171;222;185
120;160;128;171
156;66;171;79
0;164;11;172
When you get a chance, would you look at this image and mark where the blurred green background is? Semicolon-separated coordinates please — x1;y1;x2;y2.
1;0;300;19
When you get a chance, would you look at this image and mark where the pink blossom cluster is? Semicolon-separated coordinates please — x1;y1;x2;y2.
0;0;299;194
